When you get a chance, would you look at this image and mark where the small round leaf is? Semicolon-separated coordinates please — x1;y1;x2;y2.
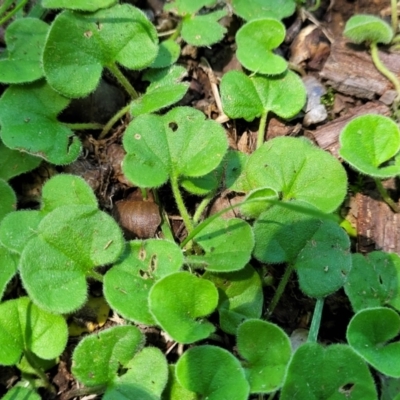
236;18;287;75
347;307;400;377
0;297;68;365
149;272;218;343
339;114;400;178
231;0;296;21
344;14;393;44
176;345;250;400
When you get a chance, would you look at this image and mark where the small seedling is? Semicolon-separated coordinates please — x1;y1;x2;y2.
339;114;400;212
344;14;400;100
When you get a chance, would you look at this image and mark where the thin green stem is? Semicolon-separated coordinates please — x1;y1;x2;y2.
169;20;183;41
99;103;130;139
87;270;104;282
308;298;324;342
24;350;55;393
0;0;14;19
374;178;400;212
267;392;277;400
193;193;214;225
63;122;103;130
307;0;321;12
170;175;194;234
107;62;139;99
265;263;294;318
153;189;175;242
256;111;268;149
392;0;398;34
0;0;28;25
370;42;400;100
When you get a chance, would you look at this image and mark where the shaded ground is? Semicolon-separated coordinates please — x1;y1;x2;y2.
1;0;399;398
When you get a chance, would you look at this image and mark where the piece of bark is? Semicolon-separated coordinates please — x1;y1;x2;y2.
356;192;400;254
309;101;390;157
320;38;400;100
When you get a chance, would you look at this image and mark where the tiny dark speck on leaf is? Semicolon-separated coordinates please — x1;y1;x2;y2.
168;122;178;131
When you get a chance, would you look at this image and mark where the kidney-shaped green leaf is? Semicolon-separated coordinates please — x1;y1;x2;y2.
176;345;249;400
0;81;80;164
43;4;158;98
0;297;68;366
237;319;291;393
164;0;217;15
339;114;400;178
231;0;296;21
72;325;144;386
0;18;49;84
149;272;218;343
122;107;228;188
0;246;18;300
42;0;116;11
345;252;400;312
236;18;287;75
203;264;263;334
221;70;306;122
245;137;347;212
344;14;393;44
347;307;400;377
20;205;124;314
104;239;184;325
186;217;254;272
280;343;377;399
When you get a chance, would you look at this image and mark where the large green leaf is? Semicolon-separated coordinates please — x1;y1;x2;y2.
122;107;228;188
0;297;68;365
43;4;158;98
0;18;49;84
42;0;117;11
0;81;80;164
231;0;296;21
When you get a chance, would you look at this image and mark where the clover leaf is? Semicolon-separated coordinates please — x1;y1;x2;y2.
0;297;68;366
181;9;227;47
130;66;189;117
175;345;250;400
280;343;377;399
347;307;400;377
231;0;296;21
254;201;351;298
43;4;158;98
105;347;168;399
203;264;263;334
344;14;393;45
244;137;347;213
0;246;18;300
0;142;41;181
0;18;49;84
42;0;117;11
344;252;400;312
236;19;287;75
162;365;197;400
237;319;291;393
221;70;306;122
122;107;228;188
186;217;254;272
0;179;16;221
149;272;218;343
19;205;124;314
240;187;278;219
72;325;144;387
339;114;400;178
0;81;81;164
104;239;184;325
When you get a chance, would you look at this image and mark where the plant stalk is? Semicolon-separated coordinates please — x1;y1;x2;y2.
23;350;55;393
0;0;14;19
256;111;268;149
374;178;400;212
63;122;103;130
193;192;215;225
0;0;28;25
107;63;139;99
307;297;324;342
170;175;194;234
265;263;294;318
169;20;183;41
370;42;400;100
99;103;130;139
307;0;321;12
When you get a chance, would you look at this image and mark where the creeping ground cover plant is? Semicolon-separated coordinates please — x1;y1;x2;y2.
1;0;400;399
